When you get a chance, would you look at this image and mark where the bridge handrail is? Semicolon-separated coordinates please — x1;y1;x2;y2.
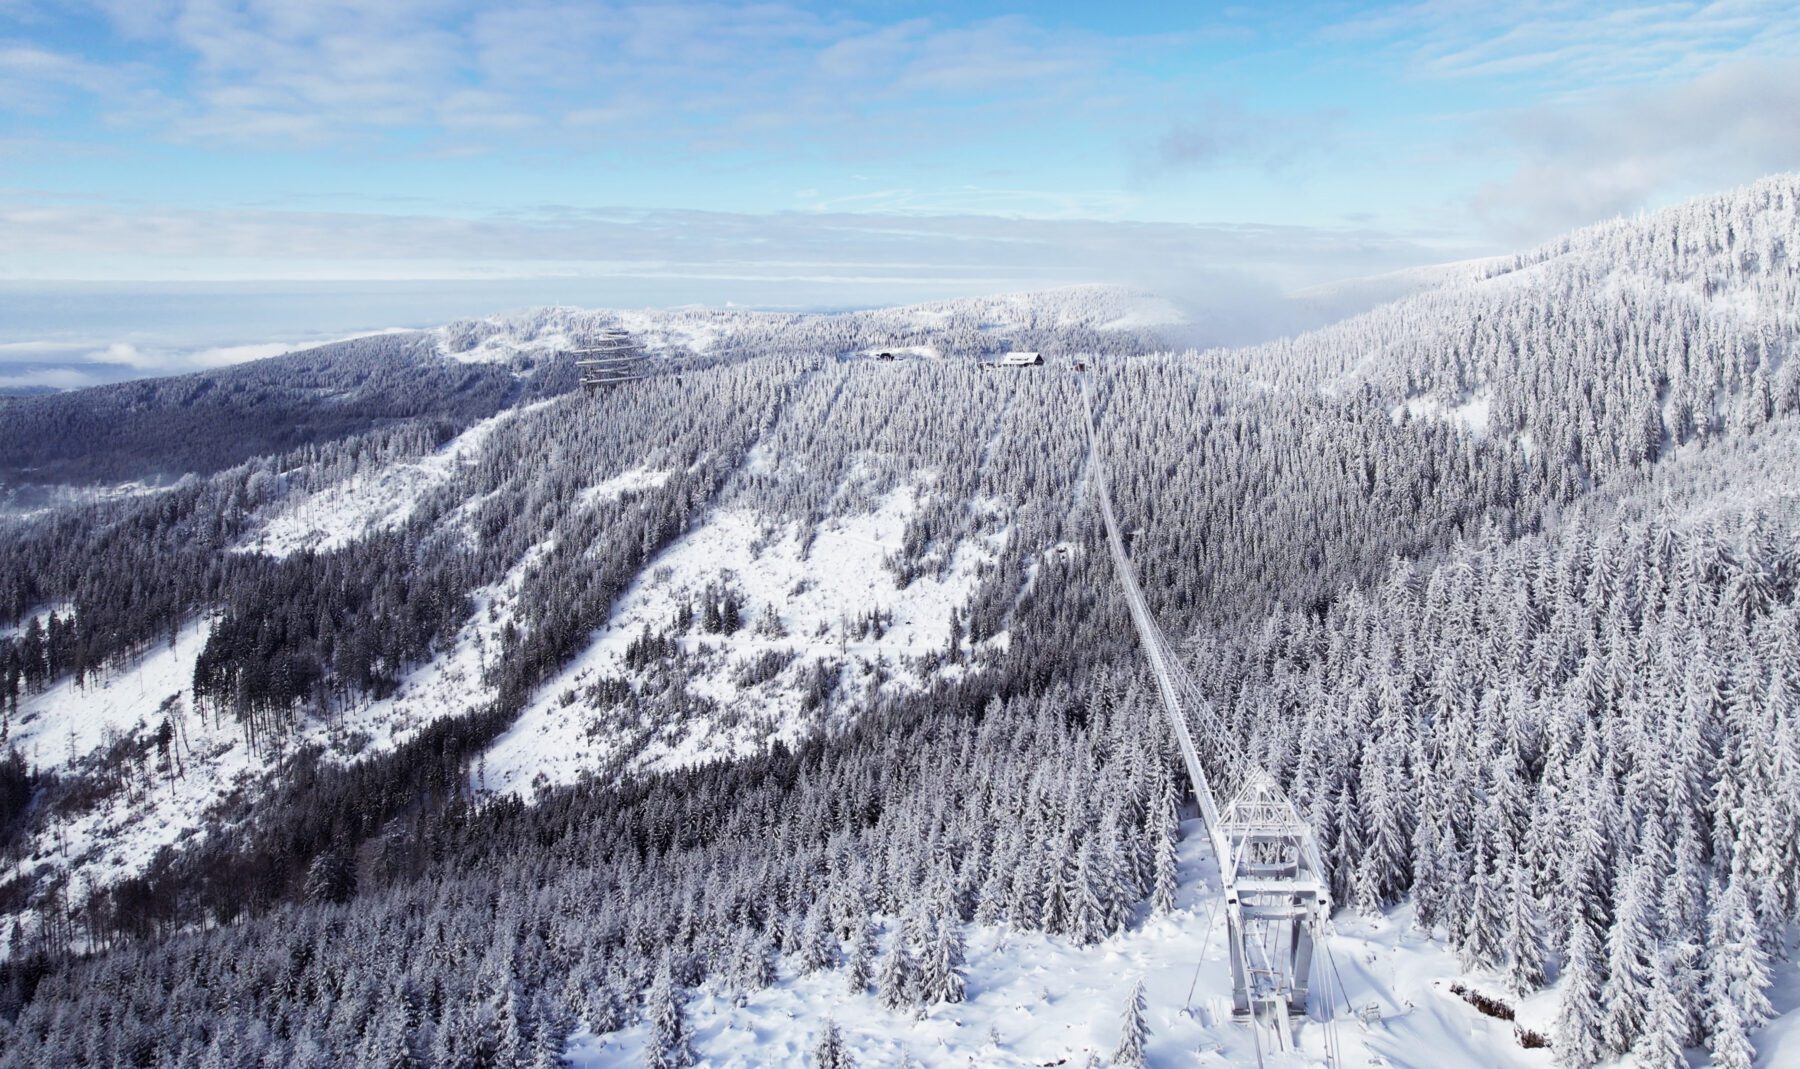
1079;376;1229;863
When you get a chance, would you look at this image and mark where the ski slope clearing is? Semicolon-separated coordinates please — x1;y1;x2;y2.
237;402;537;557
0;542;546;941
571;818;1566;1069
480;482;1004;796
2;622;270;907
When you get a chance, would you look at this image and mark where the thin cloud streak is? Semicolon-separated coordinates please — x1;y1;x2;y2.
1327;0;1800;88
10;2;1152;155
0;198;1460;293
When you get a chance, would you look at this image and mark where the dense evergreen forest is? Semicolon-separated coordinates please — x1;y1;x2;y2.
0;334;521;489
0;177;1798;1068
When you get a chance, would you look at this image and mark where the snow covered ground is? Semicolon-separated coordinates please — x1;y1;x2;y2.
610;310;726;356
0;539;548;942
570;817;1569;1069
7;622;211;772
851;344;940;360
1;620;273;910
237;402;541;557
0;602;72;642
480;482;1005;796
1391;388;1494;440
580;466;672;508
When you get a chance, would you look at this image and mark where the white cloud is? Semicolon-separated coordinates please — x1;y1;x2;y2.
88;341;158;368
0;42;138;113
184;339;308;367
0;366;105;390
1474;58;1800;240
1327;1;1800;88
0;1;1188;165
69;339;296;370
0;197;1458;294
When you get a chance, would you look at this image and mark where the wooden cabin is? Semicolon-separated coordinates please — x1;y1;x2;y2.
996;351;1043;368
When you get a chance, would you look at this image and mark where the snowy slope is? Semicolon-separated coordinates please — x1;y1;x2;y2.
481;480;1005;795
0;540;551;937
4;621;268;902
237;402;544;557
571;818;1562;1069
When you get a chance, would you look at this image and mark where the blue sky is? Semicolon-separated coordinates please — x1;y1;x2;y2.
3;2;1800;383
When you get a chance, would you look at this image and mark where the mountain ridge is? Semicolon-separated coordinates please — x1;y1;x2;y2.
2;175;1799;1069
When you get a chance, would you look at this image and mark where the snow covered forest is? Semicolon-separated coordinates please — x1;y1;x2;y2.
1;176;1798;1067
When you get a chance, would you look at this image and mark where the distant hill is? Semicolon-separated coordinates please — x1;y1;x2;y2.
0;332;519;488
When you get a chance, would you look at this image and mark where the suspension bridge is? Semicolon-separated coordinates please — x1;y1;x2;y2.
1078;373;1343;1065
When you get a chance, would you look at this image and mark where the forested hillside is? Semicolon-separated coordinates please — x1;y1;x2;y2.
1;179;1798;1068
0;334;518;490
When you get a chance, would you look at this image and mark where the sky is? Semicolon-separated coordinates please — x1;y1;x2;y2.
3;1;1799;385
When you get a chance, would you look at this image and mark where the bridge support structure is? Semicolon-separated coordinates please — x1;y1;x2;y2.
1218;770;1331;1022
1079;371;1336;1052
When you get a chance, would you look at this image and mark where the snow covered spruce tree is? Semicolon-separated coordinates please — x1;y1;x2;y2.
1113;977;1150;1069
645;953;696;1069
812;1018;855;1069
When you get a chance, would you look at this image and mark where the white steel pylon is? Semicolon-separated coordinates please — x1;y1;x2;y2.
1218;769;1331;1022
